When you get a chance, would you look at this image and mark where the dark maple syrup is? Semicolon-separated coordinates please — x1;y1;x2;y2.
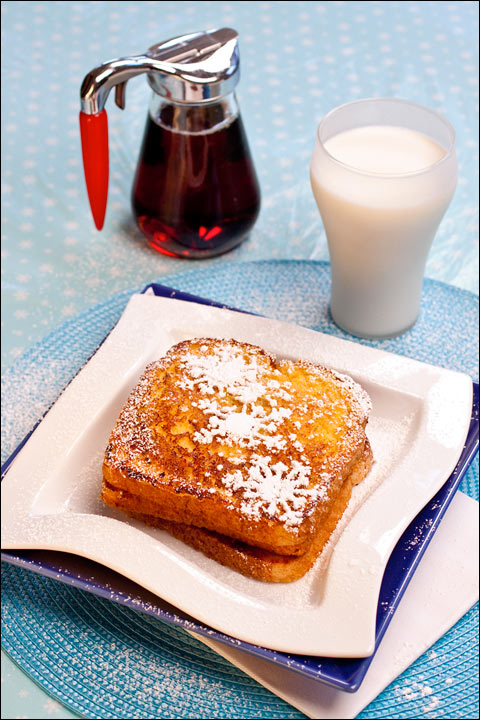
132;100;261;258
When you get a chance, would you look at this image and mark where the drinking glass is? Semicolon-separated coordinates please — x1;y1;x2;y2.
310;98;457;338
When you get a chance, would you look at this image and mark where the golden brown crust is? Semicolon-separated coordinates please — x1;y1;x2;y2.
104;443;373;583
102;337;373;557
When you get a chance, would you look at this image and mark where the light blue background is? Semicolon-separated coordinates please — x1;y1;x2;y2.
1;1;478;718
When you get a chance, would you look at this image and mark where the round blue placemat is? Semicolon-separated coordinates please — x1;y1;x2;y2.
2;261;479;719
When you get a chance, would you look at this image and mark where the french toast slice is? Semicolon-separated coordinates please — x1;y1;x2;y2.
102;338;372;557
102;441;372;582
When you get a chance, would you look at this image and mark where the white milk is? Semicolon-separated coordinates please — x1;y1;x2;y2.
310;124;457;337
323;126;445;175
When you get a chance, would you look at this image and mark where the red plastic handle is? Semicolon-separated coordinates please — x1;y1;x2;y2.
79;110;109;231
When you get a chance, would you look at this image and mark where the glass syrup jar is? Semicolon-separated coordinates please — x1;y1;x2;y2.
79;28;261;258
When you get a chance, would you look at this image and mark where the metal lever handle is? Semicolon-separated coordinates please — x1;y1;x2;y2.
80;56;176;115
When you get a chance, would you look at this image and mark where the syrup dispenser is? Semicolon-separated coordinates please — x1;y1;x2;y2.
79;28;261;258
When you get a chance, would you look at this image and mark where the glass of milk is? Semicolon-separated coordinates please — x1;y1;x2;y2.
310;98;457;338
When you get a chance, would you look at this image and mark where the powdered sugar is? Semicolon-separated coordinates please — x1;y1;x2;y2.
398;681;434;700
222;456;324;527
179;344;275;405
395;680;443;716
162;338;371;528
328;368;372;419
193;396;291;452
176;341;323;525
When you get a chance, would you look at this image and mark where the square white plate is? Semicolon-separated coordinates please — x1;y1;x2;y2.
1;294;472;657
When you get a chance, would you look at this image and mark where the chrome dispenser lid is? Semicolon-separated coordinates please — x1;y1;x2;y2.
146;28;240;102
80;28;239;115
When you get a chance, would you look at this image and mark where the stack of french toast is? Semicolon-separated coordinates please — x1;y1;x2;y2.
102;338;373;583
